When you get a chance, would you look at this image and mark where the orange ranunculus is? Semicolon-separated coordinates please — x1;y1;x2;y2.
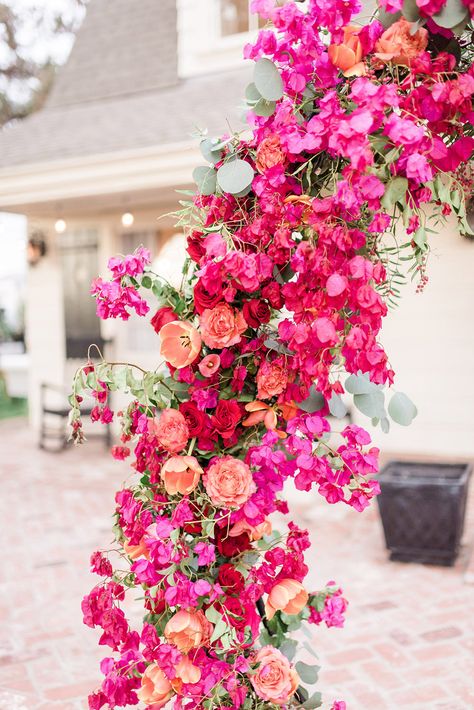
251;646;300;705
164;609;212;653
159;320;202;369
199;302;247;349
242;401;287;439
230;517;272;541
256;361;289;400
265;578;309;621
256;135;286;173
172;655;202;693
123;537;149;560
328;24;366;77
137;663;174;707
160;455;203;495
374;17;428;66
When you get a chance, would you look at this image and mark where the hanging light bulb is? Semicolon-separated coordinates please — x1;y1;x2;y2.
121;211;134;227
55;219;67;234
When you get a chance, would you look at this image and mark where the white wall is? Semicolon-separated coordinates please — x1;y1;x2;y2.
356;218;474;458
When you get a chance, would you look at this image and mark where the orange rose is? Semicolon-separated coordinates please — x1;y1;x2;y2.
328;24;366;77
160;455;203;495
265;578;309;621
137;663;174;707
164;609;213;653
256;361;288;400
159;320;201;369
203;455;256;509
149;409;189;453
200;302;247;349
123;537;149;560
251;646;300;705
374;17;428;66
230;517;272;541
256;135;286;173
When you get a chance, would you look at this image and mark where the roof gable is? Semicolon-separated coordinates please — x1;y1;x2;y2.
46;0;178;109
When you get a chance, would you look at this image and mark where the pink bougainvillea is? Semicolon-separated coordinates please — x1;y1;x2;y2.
70;0;474;707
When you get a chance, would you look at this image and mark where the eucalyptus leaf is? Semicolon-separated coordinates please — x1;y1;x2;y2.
299;386;325;413
254;58;284;101
253;98;277;117
388;391;418;426
354;390;386;419
302;691;323;709
402;0;420;21
432;0;469;28
377;7;402;27
217;159;254;195
278;639;298;660
380;416;391;434
345;373;378;395
200;138;223;165
295;662;320;685
245;82;262;104
328;393;348;419
193;165;217;196
205;606;222;624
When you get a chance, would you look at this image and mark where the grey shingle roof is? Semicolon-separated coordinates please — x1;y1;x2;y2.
0;0;249;170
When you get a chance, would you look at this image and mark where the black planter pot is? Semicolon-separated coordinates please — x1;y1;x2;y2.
377;461;472;566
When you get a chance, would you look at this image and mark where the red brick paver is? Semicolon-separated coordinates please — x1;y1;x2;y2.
0;418;473;709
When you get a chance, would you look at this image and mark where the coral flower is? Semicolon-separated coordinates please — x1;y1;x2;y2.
123;537;149;560
265;579;309;621
164;609;212;653
160;455;203;495
159;320;202;369
200;302;247;349
150;409;189;453
374;18;428;66
251;646;300;705
137;663;174;707
242;401;286;439
328;25;366;77
256;361;289;400
198;353;221;377
203;456;256;509
230;517;272;540
172;655;202;691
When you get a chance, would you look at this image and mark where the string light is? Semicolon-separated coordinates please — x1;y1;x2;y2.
55;219;67;234
121;212;134;227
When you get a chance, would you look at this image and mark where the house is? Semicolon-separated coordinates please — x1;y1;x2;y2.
0;0;472;457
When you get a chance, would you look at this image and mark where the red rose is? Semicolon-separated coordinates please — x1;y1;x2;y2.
151;306;176;334
193;280;222;315
222;596;247;630
217;563;245;594
243;299;271;329
261;282;283;309
215;526;252;558
211;399;242;440
187;233;206;263
179;401;208;437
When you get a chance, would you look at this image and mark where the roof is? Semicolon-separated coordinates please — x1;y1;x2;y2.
0;0;249;171
0;68;248;169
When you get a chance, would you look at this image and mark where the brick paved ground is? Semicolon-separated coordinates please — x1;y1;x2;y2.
0;418;473;710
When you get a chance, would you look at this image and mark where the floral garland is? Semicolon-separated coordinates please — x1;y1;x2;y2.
71;1;474;708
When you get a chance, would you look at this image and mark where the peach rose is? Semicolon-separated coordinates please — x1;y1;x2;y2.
137;663;174;707
265;578;309;621
172;655;202;692
164;609;212;653
200;302;247;349
328;24;366;77
150;409;189;453
123;537;149;560
230;517;272;541
251;646;300;705
256;361;288;400
203;455;256;509
256;135;286;173
160;455;203;495
198;353;221;377
374;17;428;66
159;320;202;369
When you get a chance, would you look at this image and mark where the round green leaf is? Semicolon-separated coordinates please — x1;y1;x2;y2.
354;390;386;419
433;0;469;28
345;373;378;395
217;159;254;195
402;0;420;22
193;165;217;195
377;7;402;27
299;386;325;413
200;138;223;165
295;661;319;686
388;392;418;426
253;98;277;117
254;58;284;101
245;82;262;104
328;393;348;419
